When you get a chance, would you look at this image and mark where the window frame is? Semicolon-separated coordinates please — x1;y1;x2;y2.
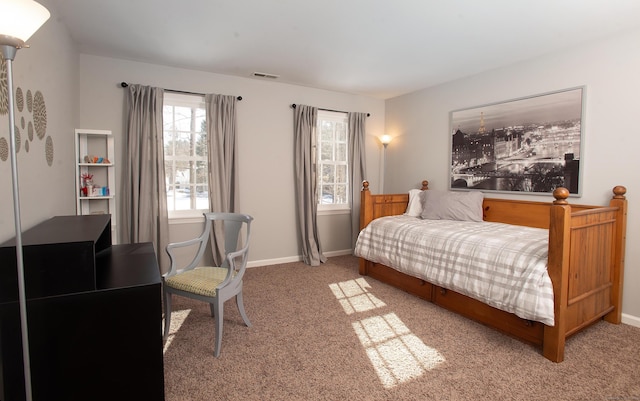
163;92;209;220
316;110;350;213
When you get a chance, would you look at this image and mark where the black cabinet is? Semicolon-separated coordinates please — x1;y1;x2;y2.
0;215;165;401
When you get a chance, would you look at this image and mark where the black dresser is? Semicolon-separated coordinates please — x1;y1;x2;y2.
0;215;165;401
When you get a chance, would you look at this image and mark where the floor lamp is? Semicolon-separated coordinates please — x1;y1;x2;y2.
0;1;50;400
379;134;392;193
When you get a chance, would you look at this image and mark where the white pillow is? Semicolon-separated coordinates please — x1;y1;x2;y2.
420;190;484;222
404;189;424;217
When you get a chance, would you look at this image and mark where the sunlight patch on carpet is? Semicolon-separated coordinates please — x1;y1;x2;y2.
353;313;445;389
163;309;192;354
329;278;386;314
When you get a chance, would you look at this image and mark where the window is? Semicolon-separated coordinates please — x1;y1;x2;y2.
163;93;208;218
317;110;349;211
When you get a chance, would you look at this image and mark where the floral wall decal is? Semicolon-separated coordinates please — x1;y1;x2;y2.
0;53;52;165
0;137;8;162
16;87;24;112
34;90;47;139
14;125;21;153
0;55;7;116
45;136;53;166
0;82;52;165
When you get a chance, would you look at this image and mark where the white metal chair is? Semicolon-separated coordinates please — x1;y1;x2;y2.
163;212;253;357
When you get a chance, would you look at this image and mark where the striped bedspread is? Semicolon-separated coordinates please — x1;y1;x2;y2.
354;215;555;326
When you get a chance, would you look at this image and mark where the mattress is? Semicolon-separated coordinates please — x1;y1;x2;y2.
354;215;555;325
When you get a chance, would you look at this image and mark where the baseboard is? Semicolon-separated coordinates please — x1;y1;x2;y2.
247;255;300;268
247;249;352;268
622;313;640;328
323;249;353;257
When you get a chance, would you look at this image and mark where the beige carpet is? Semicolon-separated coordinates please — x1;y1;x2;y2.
163;256;640;401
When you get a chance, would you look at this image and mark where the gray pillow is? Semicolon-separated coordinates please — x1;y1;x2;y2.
421;190;484;222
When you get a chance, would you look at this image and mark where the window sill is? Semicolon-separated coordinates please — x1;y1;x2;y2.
168;211;206;224
317;208;351;216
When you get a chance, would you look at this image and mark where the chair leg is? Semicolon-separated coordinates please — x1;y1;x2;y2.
163;290;172;340
213;299;223;357
237;291;252;327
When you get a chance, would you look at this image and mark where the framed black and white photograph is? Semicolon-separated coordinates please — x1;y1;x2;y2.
449;87;584;195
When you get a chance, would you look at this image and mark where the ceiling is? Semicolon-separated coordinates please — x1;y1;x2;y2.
52;0;640;99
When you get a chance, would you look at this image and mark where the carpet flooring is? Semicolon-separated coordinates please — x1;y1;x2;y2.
163;255;640;401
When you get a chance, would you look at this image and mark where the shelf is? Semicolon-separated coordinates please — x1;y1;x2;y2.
78;163;113;167
78;196;115;200
75;129;117;244
75;128;112;135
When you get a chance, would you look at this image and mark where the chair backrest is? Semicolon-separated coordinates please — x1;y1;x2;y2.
207;212;253;291
165;212;253;279
206;212;253;269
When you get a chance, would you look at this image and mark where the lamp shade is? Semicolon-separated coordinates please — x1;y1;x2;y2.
0;0;50;43
380;134;392;145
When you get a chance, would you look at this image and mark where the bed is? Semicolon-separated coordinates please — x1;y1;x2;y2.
355;180;628;362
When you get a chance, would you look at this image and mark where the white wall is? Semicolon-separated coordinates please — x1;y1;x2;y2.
77;55;385;265
0;0;78;242
384;28;640;322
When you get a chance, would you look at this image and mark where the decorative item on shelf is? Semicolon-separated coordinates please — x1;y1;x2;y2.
83;154;111;164
88;185;109;197
81;172;93;186
81;173;93;196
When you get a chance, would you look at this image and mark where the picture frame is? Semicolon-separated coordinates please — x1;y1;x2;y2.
449;87;584;195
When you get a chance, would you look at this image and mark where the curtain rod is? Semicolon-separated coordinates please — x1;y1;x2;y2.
120;82;242;101
291;103;369;117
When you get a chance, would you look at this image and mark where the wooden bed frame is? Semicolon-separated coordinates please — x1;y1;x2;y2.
358;180;628;362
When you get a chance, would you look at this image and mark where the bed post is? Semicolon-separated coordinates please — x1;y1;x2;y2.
604;186;628;324
543;187;572;363
360;180;372;230
359;181;372;275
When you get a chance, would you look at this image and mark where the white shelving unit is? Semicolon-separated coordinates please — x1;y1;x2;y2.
74;128;117;243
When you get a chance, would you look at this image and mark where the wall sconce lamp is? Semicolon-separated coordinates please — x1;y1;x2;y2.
0;1;50;400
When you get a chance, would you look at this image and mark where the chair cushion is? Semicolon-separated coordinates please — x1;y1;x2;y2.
165;267;230;297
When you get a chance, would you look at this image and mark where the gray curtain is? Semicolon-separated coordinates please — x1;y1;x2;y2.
122;84;169;274
348;112;368;248
293;105;327;266
206;94;239;265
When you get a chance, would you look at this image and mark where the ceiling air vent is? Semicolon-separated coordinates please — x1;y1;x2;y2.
252;72;279;79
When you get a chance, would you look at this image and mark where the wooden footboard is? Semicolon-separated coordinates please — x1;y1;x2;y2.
543;186;627;361
358;181;628;363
